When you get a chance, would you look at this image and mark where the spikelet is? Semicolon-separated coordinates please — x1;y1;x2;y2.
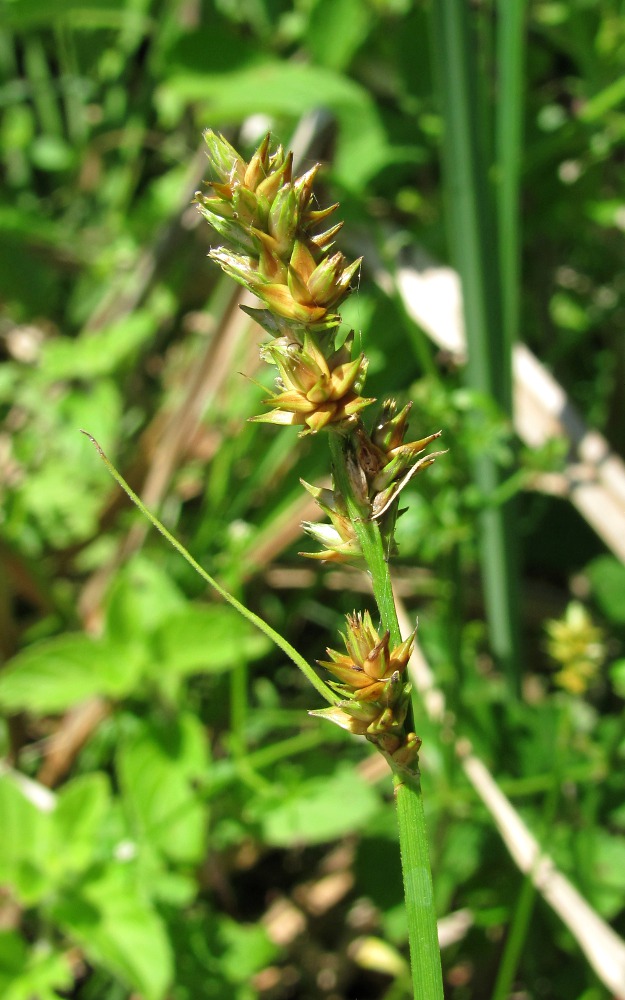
311;611;421;768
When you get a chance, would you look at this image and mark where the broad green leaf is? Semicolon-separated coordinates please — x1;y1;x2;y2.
587;555;625;625
0;932;72;1000
152;604;270;679
0;635;144;713
306;0;372;71
40;312;156;380
0;773;54;904
0;206;70;246
166;903;277;1000
50;862;173;1000
610;659;625;698
9;381;122;550
217;918;278;984
29;136;74;172
549;291;589;333
0;772;111;899
53;774;111;874
15;461;105;550
589;829;625;918
254;764;381;847
104;556;186;644
1;104;36;152
117;714;209;863
159;12;259;76
135;857;197;907
156;62;390;190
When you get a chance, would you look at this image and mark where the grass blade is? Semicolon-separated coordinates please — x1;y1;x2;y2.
429;0;521;693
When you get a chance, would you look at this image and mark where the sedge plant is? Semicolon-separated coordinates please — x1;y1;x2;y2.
198;129;446;999
87;129;445;999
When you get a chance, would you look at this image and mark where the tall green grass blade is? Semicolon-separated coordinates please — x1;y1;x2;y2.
55;25;87;146
24;35;64;137
491;874;536;1000
430;0;521;693
430;3;502;402
496;0;525;377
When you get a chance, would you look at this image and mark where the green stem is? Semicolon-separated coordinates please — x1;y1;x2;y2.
82;431;338;707
328;431;401;646
329;428;444;1000
395;770;445;1000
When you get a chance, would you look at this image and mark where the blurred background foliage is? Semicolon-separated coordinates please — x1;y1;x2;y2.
1;0;625;998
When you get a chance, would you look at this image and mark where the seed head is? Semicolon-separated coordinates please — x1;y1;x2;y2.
318;610;416;702
251;333;374;434
197;131;357;330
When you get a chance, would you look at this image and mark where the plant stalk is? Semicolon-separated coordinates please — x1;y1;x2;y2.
329;428;444;1000
328;431;401;647
395;771;444;1000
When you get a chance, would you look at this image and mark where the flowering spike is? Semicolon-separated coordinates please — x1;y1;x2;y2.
316;611;416;730
197;128;446;780
310;617;416;750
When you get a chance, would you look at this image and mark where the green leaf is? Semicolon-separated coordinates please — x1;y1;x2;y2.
217;918;278;984
588;829;625;918
306;0;372;71
254;764;381;847
0;771;111;901
549;291;589;333
117;714;209;863
152;604;271;679
9;380;122;551
2;0;149;31
0;773;54;904
50;862;173;1000
0;932;72;1000
156;61;390;190
166;903;278;999
53;774;111;874
104;556;186;644
40;312;156;380
587;555;625;625
610;659;625;698
0;635;144;713
29;136;74;172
